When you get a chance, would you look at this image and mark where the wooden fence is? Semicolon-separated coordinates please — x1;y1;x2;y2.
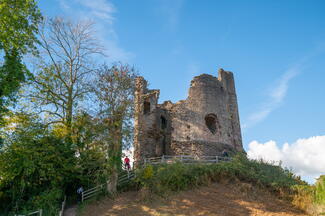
82;170;135;202
81;155;230;202
82;182;107;202
15;209;42;216
118;171;135;185
144;155;231;165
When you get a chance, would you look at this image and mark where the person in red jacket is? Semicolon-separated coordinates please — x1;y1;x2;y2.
124;156;130;170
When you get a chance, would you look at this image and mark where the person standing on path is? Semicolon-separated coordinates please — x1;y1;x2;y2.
124;156;130;171
77;186;84;203
222;149;229;157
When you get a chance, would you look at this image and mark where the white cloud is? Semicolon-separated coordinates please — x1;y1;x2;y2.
247;135;325;184
243;68;298;129
248;140;282;162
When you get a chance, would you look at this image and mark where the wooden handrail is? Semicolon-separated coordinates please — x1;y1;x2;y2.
142;155;232;166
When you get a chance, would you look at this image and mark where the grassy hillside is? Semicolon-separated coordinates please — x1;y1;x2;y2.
79;154;324;215
81;182;305;216
134;154;324;215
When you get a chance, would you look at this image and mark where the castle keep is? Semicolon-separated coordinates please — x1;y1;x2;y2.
134;68;243;163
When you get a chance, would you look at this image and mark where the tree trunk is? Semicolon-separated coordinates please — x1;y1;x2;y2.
66;87;73;142
107;118;123;194
107;169;118;194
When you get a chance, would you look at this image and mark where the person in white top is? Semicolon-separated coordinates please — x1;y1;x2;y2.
77;186;84;202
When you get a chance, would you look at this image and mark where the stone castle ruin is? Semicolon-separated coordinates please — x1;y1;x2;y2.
134;68;243;163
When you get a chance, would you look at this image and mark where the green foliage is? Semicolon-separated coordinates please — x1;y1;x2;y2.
0;113;75;214
0;109;124;214
135;154;325;214
135;154;304;196
0;0;42;120
0;0;42;53
292;184;314;212
22;188;63;216
71;111;108;187
315;175;325;204
292;177;325;215
0;52;28;117
93;63;138;192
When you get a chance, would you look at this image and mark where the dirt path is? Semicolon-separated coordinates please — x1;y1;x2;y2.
80;183;306;216
63;205;77;216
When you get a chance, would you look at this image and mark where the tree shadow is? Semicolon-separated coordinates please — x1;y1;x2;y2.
79;183;306;216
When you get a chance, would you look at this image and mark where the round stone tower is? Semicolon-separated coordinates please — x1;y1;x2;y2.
134;68;243;163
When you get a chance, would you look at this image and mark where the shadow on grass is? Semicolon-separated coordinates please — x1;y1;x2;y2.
79;182;306;216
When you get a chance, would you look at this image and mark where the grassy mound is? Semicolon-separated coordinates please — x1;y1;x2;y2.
135;154;324;215
136;154;303;195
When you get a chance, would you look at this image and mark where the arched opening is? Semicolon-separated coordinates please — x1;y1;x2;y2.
160;116;167;129
205;113;217;134
143;101;150;114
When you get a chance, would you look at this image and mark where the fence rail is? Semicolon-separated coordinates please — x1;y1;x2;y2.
58;195;66;216
144;155;231;165
15;209;42;216
82;182;107;202
81;155;230;203
82;170;136;202
118;171;135;185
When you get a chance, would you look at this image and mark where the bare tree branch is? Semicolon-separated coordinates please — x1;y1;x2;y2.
29;17;104;129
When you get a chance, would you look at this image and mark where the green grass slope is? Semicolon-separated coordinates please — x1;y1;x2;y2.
134;154;324;215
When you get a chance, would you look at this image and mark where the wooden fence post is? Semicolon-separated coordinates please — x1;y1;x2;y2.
162;155;165;163
216;156;218;163
39;209;42;216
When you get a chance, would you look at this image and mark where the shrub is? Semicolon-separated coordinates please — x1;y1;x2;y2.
22;188;63;216
135;153;305;198
315;175;325;205
292;175;325;215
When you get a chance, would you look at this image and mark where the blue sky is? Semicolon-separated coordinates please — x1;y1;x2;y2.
39;0;325;183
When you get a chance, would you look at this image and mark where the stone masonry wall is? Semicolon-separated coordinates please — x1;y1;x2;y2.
134;68;243;163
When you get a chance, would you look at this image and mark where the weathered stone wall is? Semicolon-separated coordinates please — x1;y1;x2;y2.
134;68;243;163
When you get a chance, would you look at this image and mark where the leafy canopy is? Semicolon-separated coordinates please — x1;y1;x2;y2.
0;0;42;119
0;112;76;214
0;0;41;53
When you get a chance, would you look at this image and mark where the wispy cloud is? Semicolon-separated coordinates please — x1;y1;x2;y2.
243;67;299;129
76;0;116;24
158;0;184;31
243;42;325;129
58;0;70;10
57;0;133;62
270;68;298;103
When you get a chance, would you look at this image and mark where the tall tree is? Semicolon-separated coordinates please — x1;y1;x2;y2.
93;63;137;193
0;112;75;214
0;0;42;123
30;17;103;137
